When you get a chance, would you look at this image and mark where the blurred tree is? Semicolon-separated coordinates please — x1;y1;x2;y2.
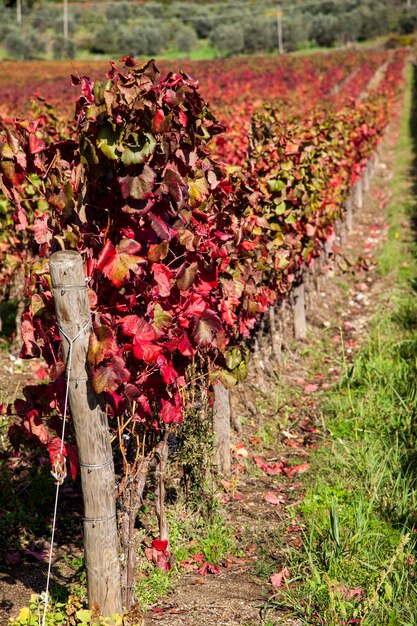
211;22;244;55
105;1;131;22
91;22;124;54
119;21;166;56
4;26;45;58
243;16;274;52
338;8;362;42
399;8;417;34
52;35;76;59
192;7;213;39
30;4;60;33
174;23;198;54
310;13;339;47
282;14;310;51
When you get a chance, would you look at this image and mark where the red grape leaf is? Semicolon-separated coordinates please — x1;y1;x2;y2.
92;355;130;393
191;310;222;346
88;325;119;366
133;337;163;364
121;315;157;341
152;263;173;297
119;165;156;200
152;539;168;551
97;239;144;288
176;262;198;291
23;409;50;445
160;395;182;424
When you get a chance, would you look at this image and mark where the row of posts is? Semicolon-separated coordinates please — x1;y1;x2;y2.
49;149;377;617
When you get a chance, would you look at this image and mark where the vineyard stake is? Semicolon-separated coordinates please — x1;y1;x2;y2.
50;250;122;617
213;381;231;476
345;194;353;233
353;177;363;210
292;275;307;340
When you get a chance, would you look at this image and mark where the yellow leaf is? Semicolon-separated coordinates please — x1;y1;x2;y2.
18;607;30;621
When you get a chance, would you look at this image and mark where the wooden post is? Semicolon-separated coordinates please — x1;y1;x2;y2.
213;382;231;476
268;305;280;361
345;194;353;234
50;251;122;617
334;217;345;245
292;275;307;340
353;177;363;210
363;163;371;192
229;391;243;438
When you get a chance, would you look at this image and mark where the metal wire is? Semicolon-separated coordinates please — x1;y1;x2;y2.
41;319;91;626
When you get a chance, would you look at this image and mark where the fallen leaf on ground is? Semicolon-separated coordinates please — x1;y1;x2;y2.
283;463;310;477
234;443;249;458
337;585;366;601
289;536;303;549
254;456;284;475
270;567;291;588
263;491;287;505
304;383;319;393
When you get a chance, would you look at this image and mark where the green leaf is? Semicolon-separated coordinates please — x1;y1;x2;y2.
224;348;242;371
96;123;119;160
267;179;285;193
81;137;99;166
275;201;286;215
75;609;92;624
284;213;297;225
153;303;173;329
218;369;238;388
234;361;248;381
384;581;393;602
121;132;156;165
188;175;208;204
277;257;290;270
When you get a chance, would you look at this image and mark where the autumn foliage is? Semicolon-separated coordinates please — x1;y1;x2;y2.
0;49;406;477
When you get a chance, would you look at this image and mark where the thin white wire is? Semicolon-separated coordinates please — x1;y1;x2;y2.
40;320;91;626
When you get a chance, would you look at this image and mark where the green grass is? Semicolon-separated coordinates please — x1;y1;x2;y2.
156;40;218;61
134;506;236;610
262;64;417;625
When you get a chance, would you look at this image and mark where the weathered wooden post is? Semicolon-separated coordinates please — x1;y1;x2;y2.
353;177;363;210
213;382;231;476
291;275;307;340
268;305;280;361
363;162;371;192
345;194;353;234
50;250;122;616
